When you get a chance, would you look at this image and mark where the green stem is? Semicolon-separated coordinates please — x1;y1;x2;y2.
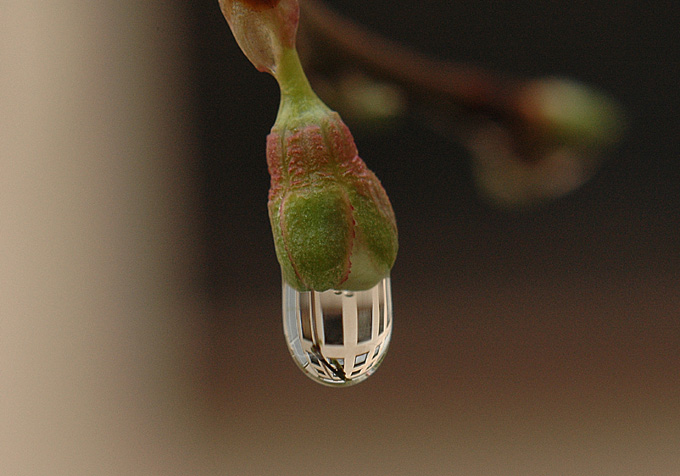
274;47;331;127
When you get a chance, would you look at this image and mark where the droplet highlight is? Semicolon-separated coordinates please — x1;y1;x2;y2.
282;277;393;386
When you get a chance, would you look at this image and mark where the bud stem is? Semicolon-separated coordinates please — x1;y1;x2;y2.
274;47;331;127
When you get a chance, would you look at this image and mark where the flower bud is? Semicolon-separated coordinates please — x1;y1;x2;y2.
267;105;398;292
218;0;299;73
468;77;626;208
220;0;398;291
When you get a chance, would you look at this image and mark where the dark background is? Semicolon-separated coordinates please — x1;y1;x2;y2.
182;1;680;474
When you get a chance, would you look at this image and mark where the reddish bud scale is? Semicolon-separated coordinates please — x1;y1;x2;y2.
266;134;284;200
240;0;280;11
267;112;388;207
219;0;299;72
286;126;334;186
267;111;397;291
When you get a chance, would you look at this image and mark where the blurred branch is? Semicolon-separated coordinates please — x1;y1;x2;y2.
299;0;514;117
298;0;626;208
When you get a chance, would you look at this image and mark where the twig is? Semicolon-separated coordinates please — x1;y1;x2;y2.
299;0;521;121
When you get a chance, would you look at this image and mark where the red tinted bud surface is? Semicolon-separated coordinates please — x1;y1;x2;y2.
240;0;280;11
267;111;397;291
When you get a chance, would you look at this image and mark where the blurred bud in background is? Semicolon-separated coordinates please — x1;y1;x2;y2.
302;70;407;132
467;78;626;209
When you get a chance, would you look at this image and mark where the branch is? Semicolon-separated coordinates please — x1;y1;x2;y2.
297;0;626;207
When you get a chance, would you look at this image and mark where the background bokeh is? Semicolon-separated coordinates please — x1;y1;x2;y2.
2;1;679;475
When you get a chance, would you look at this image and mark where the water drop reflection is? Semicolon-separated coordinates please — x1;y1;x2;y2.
282;277;392;386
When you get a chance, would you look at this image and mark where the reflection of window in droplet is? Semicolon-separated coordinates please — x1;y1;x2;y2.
357;291;372;343
385;287;391;328
282;277;393;386
323;310;343;344
357;307;372;343
379;280;386;334
299;293;312;341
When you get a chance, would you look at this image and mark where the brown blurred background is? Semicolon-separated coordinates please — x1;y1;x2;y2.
2;1;678;475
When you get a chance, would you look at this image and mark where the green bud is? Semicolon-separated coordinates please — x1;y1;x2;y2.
220;0;398;291
469;77;626;208
516;77;625;150
267;82;398;291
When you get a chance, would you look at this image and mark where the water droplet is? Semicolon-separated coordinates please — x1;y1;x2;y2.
282;276;393;387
